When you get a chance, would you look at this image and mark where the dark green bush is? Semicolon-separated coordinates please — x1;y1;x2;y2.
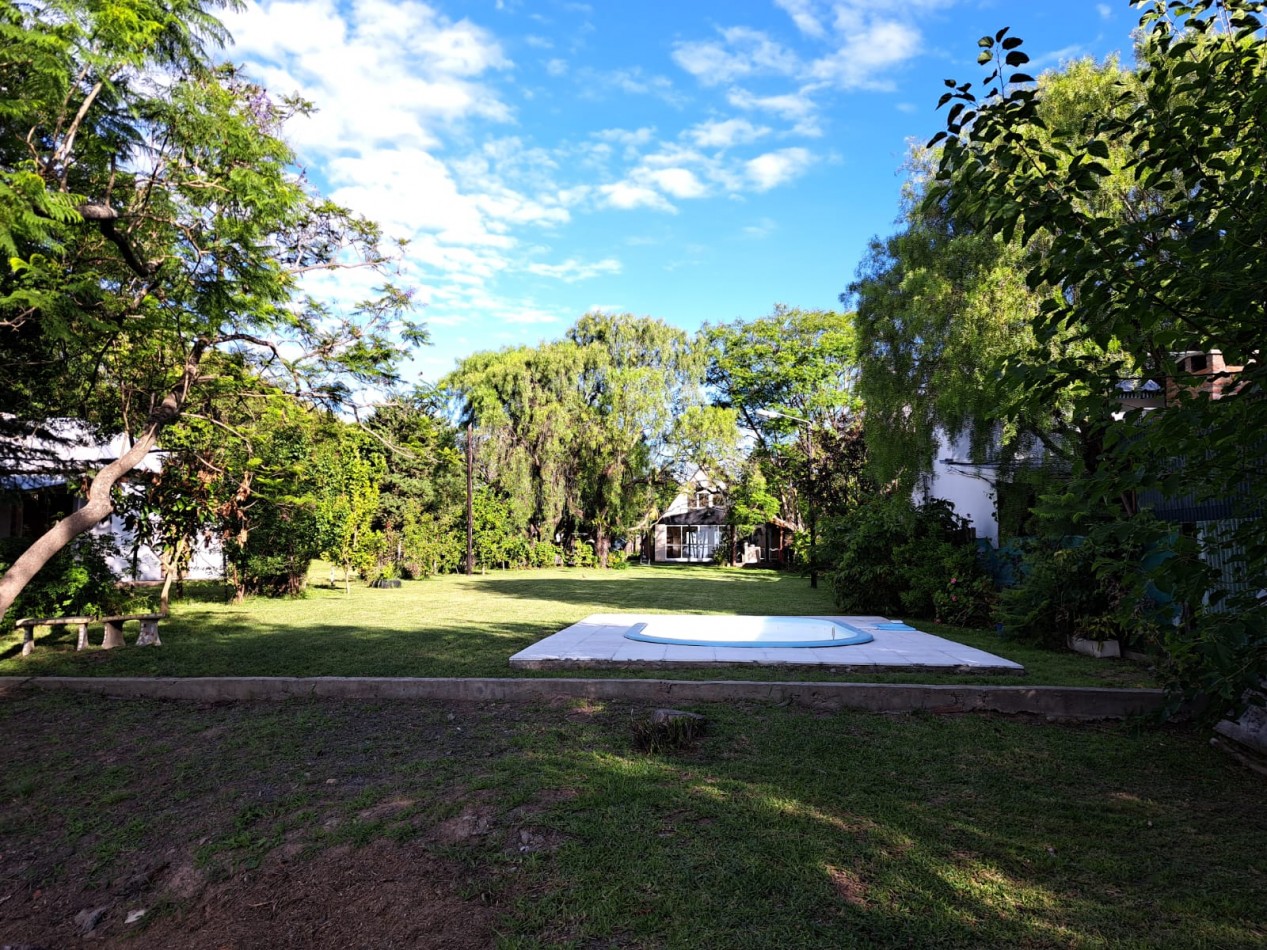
825;495;994;625
997;536;1156;650
0;535;130;630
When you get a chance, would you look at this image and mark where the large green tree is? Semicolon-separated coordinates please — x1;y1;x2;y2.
704;306;862;580
0;0;422;619
848;58;1144;489
931;0;1266;707
446;312;704;567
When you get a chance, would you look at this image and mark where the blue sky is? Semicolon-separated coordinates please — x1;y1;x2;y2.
223;0;1141;387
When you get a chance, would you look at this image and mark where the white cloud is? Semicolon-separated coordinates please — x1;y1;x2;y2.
807;19;920;90
1096;3;1112;19
742;217;778;238
775;0;826;38
727;88;816;121
225;0;512;162
686;117;771;149
745;148;814;191
524;257;622;281
1031;43;1090;69
645;167;707;199
671;2;931;140
672;26;800;87
599;182;677;213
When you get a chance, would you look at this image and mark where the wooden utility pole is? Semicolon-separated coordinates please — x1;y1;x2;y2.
465;420;475;575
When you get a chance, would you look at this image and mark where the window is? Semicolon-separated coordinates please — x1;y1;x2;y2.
665;525;719;561
666;526;683;558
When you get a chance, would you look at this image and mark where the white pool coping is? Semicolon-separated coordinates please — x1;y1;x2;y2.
509;613;1025;674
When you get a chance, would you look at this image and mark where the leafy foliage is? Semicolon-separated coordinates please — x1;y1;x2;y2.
997;534;1162;651
0;535;129;628
931;0;1266;709
446;313;705;568
0;0;421;616
825;496;993;625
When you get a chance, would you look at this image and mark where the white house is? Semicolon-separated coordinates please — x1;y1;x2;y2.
915;428;1002;546
0;419;221;582
646;471;795;566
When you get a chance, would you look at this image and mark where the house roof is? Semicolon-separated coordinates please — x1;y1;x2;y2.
655;508;797;530
657;508;729;527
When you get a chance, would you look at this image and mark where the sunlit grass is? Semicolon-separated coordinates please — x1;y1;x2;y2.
1;689;1261;946
1;563;1156;687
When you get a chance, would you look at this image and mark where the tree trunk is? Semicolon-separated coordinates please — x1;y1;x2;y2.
0;340;206;622
158;536;187;615
596;525;609;569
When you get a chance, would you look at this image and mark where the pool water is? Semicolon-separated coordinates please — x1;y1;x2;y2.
624;615;873;649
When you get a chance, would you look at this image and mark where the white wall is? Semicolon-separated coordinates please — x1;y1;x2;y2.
916;428;999;545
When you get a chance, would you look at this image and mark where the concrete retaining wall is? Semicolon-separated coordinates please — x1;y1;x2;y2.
0;676;1169;720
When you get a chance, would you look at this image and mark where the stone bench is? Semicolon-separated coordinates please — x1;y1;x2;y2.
15;612;165;655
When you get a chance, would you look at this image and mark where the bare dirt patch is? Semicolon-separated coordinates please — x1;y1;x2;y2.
0;690;546;949
129;839;496;950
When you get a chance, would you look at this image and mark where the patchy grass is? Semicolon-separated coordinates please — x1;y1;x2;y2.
0;690;1262;948
1;565;1155;688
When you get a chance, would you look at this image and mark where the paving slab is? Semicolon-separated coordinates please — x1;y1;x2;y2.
508;614;1025;674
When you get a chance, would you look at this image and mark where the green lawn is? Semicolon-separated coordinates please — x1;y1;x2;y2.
1;565;1156;688
0;690;1261;948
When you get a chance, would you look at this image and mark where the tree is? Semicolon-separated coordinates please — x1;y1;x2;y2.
362;393;465;579
704;307;861;579
704;305;859;440
446;313;705;568
567;312;706;566
446;342;584;550
0;0;423;619
313;426;384;593
848;59;1143;489
931;0;1266;708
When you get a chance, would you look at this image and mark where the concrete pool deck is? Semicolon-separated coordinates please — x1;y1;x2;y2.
508;614;1025;675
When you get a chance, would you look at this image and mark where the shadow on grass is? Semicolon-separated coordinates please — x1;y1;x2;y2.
468;564;833;615
496;705;1265;948
3;615;548;678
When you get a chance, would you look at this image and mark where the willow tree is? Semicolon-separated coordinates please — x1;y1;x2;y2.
848;58;1146;490
0;0;422;619
446;341;585;547
446;313;704;567
568;312;706;565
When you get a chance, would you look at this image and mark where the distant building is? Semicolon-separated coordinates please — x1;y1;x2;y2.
646;471;795;566
0;419;221;582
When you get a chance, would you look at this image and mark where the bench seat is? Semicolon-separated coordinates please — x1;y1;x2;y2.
15;612;166;654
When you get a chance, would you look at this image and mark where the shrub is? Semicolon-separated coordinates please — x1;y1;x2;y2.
997;535;1157;650
530;541;562;568
566;540;597;568
826;495;994;624
0;535;130;630
898;540;997;627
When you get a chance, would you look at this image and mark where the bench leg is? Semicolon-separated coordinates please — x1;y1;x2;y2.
136;619;161;647
101;620;125;649
20;625;35;657
76;622;89;651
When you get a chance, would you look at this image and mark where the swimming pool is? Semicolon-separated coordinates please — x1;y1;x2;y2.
624;615;873;649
